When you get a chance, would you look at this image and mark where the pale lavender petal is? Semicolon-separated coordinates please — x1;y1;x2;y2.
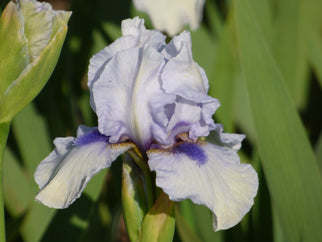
88;35;137;92
147;141;258;231
88;17;166;113
121;17;166;50
208;124;246;151
159;31;219;140
162;31;211;99
35;126;133;208
91;45;174;150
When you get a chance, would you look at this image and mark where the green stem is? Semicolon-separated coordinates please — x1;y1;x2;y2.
126;149;154;210
0;122;10;242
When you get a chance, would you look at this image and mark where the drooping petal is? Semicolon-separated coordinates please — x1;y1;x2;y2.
147;141;258;231
35;126;134;208
133;0;205;36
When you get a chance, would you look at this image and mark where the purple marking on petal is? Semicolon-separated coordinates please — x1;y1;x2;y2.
167;121;191;143
172;121;190;131
173;142;207;166
75;129;109;146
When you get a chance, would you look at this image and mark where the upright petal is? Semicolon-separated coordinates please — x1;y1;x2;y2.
88;17;165;92
91;44;175;150
162;31;210;100
147;141;258;231
121;17;166;50
35;126;134;208
160;32;219;140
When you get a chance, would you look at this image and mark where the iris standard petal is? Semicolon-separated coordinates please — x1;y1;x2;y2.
121;17;166;50
162;31;211;99
147;141;258;231
92;45;174;150
88;35;137;92
88;17;165;88
88;17;166;112
35;126;134;208
159;31;219;140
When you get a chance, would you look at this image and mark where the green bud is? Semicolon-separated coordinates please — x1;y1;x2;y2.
138;191;175;242
0;0;71;123
122;153;148;242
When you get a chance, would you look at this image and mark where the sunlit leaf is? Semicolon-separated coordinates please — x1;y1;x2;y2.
273;0;309;109
235;0;322;241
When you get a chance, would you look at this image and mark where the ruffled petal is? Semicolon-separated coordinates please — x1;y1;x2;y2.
209;124;246;151
88;35;137;92
133;0;205;36
147;141;258;231
158;31;219;140
91;44;174;150
88;17;166;93
162;31;210;99
35;126;134;208
121;17;166;50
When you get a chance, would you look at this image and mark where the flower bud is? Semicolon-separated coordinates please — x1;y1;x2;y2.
138;191;175;241
0;0;71;122
122;153;148;241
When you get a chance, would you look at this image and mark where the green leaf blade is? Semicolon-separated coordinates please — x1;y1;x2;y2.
235;0;322;241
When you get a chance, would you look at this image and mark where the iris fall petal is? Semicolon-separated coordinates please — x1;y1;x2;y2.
35;126;133;208
147;141;258;231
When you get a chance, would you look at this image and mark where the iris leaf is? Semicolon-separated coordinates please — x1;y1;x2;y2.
12;103;51;173
3;148;33;217
235;0;322;241
175;204;202;242
273;0;309;109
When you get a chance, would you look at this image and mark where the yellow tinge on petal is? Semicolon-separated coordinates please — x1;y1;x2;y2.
0;2;28;95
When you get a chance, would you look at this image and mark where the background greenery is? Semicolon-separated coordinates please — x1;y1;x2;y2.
1;0;321;241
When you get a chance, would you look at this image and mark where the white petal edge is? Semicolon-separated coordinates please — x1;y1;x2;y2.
35;131;134;208
147;141;258;231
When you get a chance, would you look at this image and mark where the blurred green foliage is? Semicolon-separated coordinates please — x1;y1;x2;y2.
1;0;321;241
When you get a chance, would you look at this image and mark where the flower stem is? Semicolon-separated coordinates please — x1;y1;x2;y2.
0;122;10;242
126;149;154;210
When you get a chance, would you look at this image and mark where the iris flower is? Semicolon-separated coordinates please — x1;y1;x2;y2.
133;0;205;36
34;17;258;231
